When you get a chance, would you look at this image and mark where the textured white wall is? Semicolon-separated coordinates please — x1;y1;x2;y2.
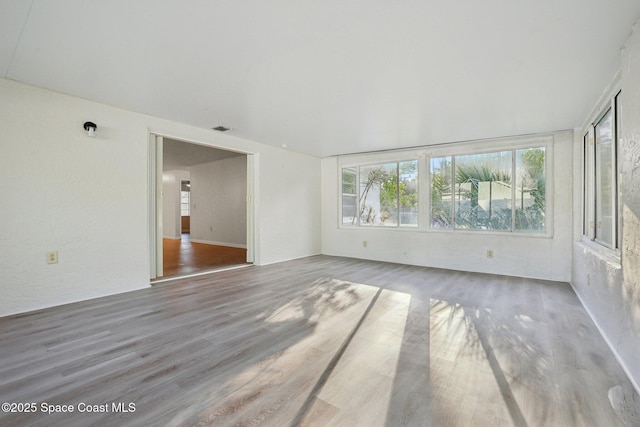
0;80;151;315
321;131;573;282
190;156;247;247
572;23;640;391
257;148;321;265
0;79;321;316
620;24;640;391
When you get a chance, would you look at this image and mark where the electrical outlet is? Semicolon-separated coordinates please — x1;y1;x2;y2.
486;249;494;259
47;251;59;264
363;241;368;247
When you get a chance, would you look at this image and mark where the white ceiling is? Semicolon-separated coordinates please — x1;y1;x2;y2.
163;138;243;171
2;1;639;157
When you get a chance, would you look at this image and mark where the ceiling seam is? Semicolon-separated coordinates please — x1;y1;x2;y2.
4;0;36;78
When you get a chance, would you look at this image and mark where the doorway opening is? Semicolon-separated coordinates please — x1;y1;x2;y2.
149;135;254;280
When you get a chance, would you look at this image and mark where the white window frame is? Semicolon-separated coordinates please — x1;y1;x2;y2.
339;158;420;229
180;180;191;217
582;90;621;251
338;135;553;237
426;144;550;235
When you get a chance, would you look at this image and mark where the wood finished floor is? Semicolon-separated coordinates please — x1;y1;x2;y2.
1;256;638;427
161;234;247;278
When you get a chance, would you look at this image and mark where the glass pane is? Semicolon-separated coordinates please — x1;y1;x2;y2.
595;109;613;246
180;191;190;216
583;134;589;236
341;168;357;225
515;147;545;232
399;160;418;226
614;92;622;247
430;156;452;228
359;163;397;226
454;151;512;230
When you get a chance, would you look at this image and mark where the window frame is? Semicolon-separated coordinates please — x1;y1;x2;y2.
427;145;548;234
582;90;620;251
180;180;191;217
338;135;553;237
339;158;419;229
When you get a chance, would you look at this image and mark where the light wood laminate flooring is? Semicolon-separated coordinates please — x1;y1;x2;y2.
1;256;638;426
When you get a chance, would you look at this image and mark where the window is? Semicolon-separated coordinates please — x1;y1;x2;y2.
430;156;453;228
431;148;545;232
515;147;546;232
180;180;190;216
454;150;513;230
342;168;357;225
583;91;620;249
341;143;548;233
583;133;589;236
341;160;418;227
398;161;418;226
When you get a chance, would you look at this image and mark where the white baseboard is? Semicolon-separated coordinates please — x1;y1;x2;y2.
189;239;247;249
571;283;640;396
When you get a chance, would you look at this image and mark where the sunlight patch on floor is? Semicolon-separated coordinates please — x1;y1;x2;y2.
313;286;412;426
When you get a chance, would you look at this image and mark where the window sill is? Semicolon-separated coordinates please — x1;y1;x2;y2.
337;224;552;239
576;238;621;266
338;225;419;231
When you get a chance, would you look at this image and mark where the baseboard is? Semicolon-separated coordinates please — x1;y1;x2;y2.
256;252;322;266
189;239;247;249
151;263;253;285
571;283;640;396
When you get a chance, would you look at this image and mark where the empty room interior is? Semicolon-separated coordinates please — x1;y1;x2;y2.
2;1;640;426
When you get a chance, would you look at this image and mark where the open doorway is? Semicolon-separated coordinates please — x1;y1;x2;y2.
149;135;253;280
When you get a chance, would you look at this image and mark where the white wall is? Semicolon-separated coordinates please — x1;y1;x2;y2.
190;156;247;247
571;23;640;391
321;131;573;282
162;169;189;239
257;148;321;265
0;78;321;316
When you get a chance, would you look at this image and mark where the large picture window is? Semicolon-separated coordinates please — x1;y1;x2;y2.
341;160;418;227
431;148;545;232
340;140;549;234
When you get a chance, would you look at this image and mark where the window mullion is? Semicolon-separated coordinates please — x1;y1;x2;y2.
451;156;456;229
356;167;361;226
589;124;599;240
396;162;400;227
